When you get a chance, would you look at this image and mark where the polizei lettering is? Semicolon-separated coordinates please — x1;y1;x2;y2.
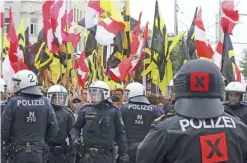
128;104;153;111
17;100;45;106
179;116;236;131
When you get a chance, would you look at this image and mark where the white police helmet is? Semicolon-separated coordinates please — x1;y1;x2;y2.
88;80;110;105
12;70;42;95
47;85;68;106
124;82;149;104
225;81;246;93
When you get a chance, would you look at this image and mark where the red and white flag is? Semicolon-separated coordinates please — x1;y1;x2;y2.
84;0;104;29
2;56;27;92
42;0;61;53
194;8;214;60
108;23;148;81
7;8;19;63
221;0;239;35
75;50;89;87
213;41;223;69
131;12;142;55
95;17;125;46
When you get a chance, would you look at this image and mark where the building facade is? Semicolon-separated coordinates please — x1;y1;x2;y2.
3;0;126;52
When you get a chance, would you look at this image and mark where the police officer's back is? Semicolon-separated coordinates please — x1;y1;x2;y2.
136;59;247;163
71;80;129;163
46;84;75;163
120;82;163;163
224;81;247;125
1;70;58;163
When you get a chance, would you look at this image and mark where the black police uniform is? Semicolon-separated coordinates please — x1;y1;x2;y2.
120;101;163;163
136;111;247;163
71;101;128;163
136;60;247;163
224;101;247;125
1;101;6;115
1;93;58;163
47;105;75;163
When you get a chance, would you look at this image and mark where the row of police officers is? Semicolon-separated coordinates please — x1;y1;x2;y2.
1;59;247;163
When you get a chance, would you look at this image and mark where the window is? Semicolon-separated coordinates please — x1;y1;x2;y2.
30;18;38;35
4;18;9;31
80;10;82;20
77;9;79;22
74;8;76;22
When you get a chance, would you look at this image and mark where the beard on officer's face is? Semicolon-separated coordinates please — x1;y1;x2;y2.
228;93;241;105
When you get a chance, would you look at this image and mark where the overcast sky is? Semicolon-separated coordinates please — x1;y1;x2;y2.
129;0;247;62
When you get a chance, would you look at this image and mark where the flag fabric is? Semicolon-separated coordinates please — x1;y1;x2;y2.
84;0;104;29
95;2;125;45
143;0;168;87
181;37;191;66
25;42;53;72
213;41;223;69
122;0;131;57
221;0;239;35
17;18;26;53
131;12;142;55
194;8;214;60
61;9;80;46
221;32;241;83
7;8;19;63
75;50;88;87
186;7;198;59
108;22;148;81
50;0;65;44
0;0;4;28
42;0;60;53
2;55;27;92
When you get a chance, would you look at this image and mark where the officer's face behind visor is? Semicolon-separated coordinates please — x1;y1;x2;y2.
50;93;68;106
123;89;130;103
12;78;21;93
228;92;241;105
88;88;104;105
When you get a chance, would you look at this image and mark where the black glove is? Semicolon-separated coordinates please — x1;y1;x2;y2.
118;155;129;163
72;139;82;151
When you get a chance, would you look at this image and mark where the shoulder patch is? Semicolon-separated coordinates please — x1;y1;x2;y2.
153;114;166;124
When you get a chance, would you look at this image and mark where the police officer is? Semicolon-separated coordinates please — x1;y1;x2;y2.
0;77;7;114
163;79;176;116
136;59;247;163
120;82;163;163
46;84;75;163
224;81;247;125
71;80;129;163
1;70;58;163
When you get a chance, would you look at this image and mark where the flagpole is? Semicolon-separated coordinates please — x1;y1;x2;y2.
0;25;4;76
65;0;70;92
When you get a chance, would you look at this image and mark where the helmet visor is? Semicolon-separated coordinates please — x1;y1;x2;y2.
88;88;104;105
123;89;130;102
48;92;68;106
11;78;21;93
